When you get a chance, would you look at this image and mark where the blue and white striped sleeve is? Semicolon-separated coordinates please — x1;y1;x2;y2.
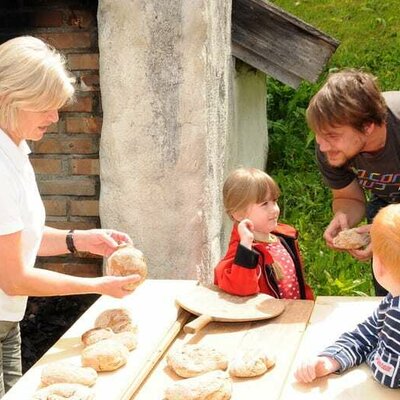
318;297;389;372
366;296;400;388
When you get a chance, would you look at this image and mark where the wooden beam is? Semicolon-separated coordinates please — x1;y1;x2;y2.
232;0;340;88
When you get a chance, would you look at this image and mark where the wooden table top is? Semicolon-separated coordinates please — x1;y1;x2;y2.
3;279;196;400
5;284;397;400
280;296;399;400
133;298;314;400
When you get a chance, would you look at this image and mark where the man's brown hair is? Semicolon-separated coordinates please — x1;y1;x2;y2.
306;69;387;134
370;204;400;281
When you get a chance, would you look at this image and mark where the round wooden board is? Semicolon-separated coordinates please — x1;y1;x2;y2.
176;284;285;322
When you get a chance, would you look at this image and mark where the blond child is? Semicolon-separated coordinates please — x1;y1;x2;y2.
294;203;400;388
214;167;313;300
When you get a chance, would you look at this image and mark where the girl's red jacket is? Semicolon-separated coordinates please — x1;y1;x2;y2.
214;223;314;300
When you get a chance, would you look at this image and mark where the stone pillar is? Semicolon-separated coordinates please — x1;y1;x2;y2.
222;59;268;249
98;0;232;282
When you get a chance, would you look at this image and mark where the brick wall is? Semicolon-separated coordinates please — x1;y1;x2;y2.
0;0;102;277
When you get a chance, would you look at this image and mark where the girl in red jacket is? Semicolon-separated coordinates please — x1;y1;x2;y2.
214;167;313;300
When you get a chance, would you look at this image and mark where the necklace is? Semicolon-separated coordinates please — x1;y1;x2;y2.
253;232;278;244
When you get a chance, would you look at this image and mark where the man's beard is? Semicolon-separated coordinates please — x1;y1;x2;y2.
325;152;351;168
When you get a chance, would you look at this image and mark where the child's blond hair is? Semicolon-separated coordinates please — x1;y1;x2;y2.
370;204;400;281
223;167;280;220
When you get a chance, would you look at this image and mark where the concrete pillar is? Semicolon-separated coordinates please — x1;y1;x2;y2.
98;0;231;283
98;1;267;283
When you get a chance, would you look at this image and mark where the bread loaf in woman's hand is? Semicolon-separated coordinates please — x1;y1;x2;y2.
106;244;147;290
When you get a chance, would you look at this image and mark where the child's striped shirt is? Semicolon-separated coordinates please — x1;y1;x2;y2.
320;294;400;388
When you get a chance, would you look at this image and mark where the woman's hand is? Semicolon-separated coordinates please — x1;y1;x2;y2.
94;274;142;298
74;229;133;257
294;356;340;383
238;219;254;249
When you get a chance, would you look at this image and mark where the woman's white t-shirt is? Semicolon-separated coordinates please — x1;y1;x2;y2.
0;129;45;321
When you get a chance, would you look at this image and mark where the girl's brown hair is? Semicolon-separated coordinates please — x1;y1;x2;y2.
223;167;280;219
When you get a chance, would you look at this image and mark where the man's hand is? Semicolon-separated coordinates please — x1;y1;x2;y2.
348;224;372;261
238;219;254;249
324;212;350;248
294;356;340;383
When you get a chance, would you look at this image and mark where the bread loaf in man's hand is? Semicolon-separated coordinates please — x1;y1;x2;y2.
106;244;147;290
332;228;370;249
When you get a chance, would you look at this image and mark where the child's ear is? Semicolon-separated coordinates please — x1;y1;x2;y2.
373;255;385;278
231;210;245;222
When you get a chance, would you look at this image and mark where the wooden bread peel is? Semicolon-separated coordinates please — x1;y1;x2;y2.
176;284;285;334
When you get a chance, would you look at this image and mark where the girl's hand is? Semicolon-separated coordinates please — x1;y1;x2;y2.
294;356;340;383
238;219;254;249
74;229;133;257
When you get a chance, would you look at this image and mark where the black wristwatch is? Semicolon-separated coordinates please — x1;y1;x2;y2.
66;229;77;253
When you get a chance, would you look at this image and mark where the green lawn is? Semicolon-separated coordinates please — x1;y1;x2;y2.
266;0;400;296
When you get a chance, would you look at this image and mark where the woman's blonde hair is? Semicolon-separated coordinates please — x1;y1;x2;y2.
306;69;387;135
223;167;280;219
0;36;75;132
370;204;400;281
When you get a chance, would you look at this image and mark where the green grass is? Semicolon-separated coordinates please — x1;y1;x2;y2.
266;0;400;296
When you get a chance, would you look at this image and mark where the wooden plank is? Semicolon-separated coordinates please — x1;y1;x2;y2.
3;279;196;400
280;296;398;400
133;299;314;399
232;0;340;87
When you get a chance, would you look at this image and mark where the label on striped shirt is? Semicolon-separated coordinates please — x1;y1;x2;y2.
374;354;394;377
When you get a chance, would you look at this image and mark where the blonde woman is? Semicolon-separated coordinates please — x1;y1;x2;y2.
0;36;140;396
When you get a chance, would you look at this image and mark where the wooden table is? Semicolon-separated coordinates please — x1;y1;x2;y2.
280;296;399;399
133;298;314;399
5;284;398;399
3;279;196;400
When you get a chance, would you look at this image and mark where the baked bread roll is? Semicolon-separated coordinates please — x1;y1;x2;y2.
32;383;95;400
41;362;97;387
228;348;275;378
81;327;114;347
113;331;138;351
106;244;147;290
94;308;137;333
165;370;232;400
167;344;228;378
332;228;370;249
81;338;129;372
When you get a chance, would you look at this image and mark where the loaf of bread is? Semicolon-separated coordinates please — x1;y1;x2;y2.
81;327;114;347
164;370;232;400
32;383;95;400
167;344;228;378
40;362;97;387
94;308;137;334
81;338;129;372
106;244;147;290
332;228;370;249
228;348;275;378
113;331;137;351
